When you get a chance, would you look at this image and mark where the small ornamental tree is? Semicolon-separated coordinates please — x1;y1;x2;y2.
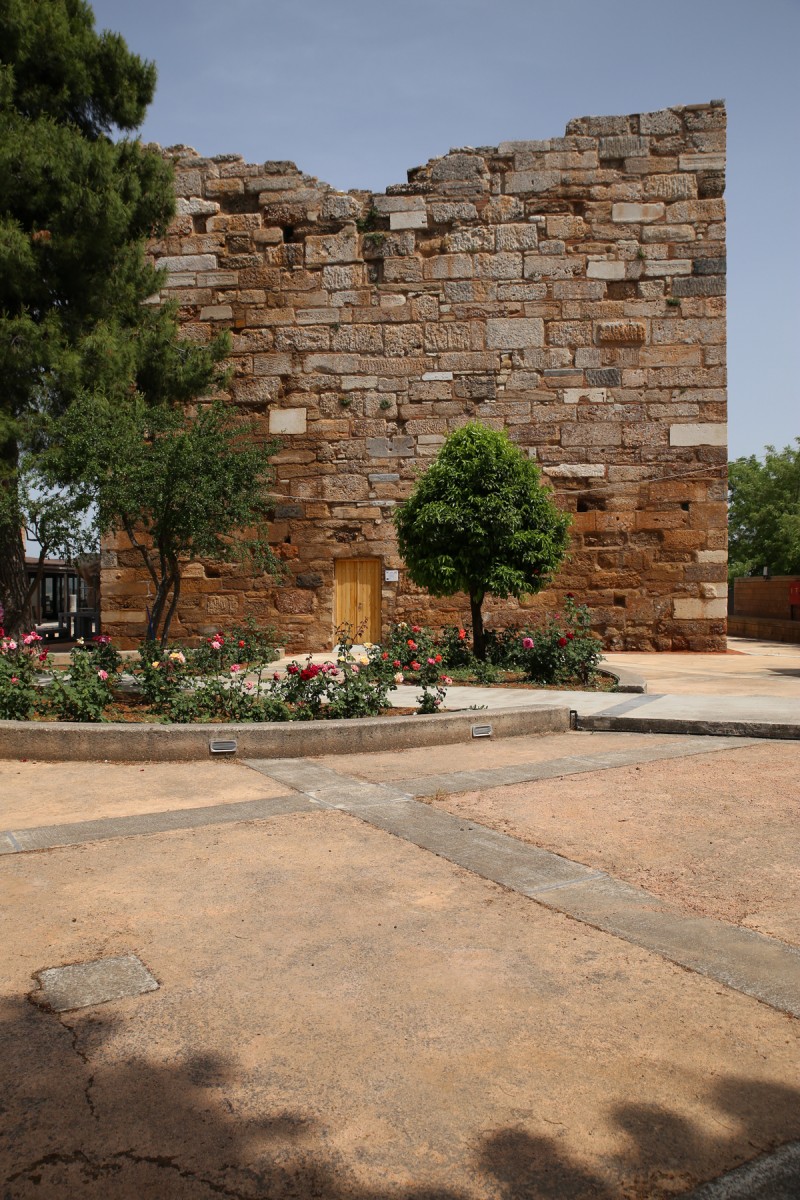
394;423;571;658
51;396;284;646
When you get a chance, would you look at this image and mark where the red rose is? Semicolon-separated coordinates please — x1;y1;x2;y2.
407;639;417;649
434;654;442;663
382;651;389;660
393;660;401;668
558;637;567;648
566;592;575;598
458;629;466;639
566;632;574;640
238;640;246;647
411;625;421;634
287;664;299;675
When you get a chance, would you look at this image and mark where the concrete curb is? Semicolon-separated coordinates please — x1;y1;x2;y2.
577;714;800;740
598;660;647;693
0;705;570;762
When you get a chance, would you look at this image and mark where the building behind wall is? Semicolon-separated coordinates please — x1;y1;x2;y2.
101;102;728;651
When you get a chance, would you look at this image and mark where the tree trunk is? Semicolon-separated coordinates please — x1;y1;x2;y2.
0;443;31;636
470;592;486;660
160;567;181;647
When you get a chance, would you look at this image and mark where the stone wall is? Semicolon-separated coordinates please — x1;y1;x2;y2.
101;102;728;651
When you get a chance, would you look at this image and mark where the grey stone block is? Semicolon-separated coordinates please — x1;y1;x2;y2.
586;368;621;387
598;135;648;159
671;275;726;297
694;256;726;275
32;954;159;1013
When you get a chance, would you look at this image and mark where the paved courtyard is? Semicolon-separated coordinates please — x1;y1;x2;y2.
2;712;799;1197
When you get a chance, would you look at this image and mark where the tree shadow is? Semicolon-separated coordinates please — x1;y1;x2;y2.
1;995;799;1198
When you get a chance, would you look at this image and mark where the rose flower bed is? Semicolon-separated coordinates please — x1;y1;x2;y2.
0;598;605;725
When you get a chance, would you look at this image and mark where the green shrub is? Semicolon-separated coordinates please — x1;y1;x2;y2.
0;632;42;720
518;596;603;686
44;651;114;722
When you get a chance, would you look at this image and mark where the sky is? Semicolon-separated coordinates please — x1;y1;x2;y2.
91;0;800;461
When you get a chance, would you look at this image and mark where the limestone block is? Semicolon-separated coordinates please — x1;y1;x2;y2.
199;305;233;321
253;353;292;376
367;436;415;458
563;388;608;404
598;135;648;159
561;422;622;447
700;582;727;599
321;194;362;221
641;224;695;242
645;174;696;200
483;196;524;223
373;196;425;213
156;254;217;272
269;408;307;434
596;321;646;345
611;203;665;223
523;255;582;280
673;597;727;620
304;229;360;266
422;371;454;382
486;319;544;349
587;260;626;280
696;550;727;563
679;153;725;172
430;201;479;222
643;260;692;276
506;171;560;193
544;463;605;477
639;109;683;135
176;197;220;217
430;153;488;182
390;210;428;230
669;423;726;447
445;227;494;253
495;224;540;251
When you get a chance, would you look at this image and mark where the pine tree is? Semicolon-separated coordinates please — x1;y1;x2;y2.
0;0;219;632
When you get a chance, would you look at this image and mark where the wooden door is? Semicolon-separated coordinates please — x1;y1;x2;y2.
334;558;382;643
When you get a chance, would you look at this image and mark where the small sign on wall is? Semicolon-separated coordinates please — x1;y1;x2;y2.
384;569;399;582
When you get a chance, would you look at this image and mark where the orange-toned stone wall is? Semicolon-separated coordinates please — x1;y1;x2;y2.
101;102;728;651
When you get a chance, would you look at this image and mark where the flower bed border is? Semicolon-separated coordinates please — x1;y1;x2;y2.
0;705;570;763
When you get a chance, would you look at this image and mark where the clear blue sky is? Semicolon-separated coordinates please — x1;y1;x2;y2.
92;0;800;461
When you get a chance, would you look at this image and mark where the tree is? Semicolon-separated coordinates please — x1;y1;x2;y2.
728;440;800;580
0;0;224;633
49;397;284;646
394;423;571;658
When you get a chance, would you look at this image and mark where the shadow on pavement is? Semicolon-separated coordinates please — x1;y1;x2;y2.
2;996;799;1198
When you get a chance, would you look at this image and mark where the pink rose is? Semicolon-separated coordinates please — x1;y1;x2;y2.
230;663;242;673
522;637;534;650
97;669;109;681
427;657;435;665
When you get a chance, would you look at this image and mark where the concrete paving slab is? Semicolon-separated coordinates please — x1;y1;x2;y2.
422;739;800;948
3;813;800;1198
1;793;310;854
31;954;159;1013
0;760;293;827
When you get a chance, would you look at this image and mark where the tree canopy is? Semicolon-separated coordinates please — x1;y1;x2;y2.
394;423;571;657
728;441;800;579
49;398;283;645
0;0;228;633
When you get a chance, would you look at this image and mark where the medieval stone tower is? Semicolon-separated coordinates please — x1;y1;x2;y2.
102;102;727;651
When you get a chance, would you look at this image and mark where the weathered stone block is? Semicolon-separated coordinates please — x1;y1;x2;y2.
599;135;648;159
586;368;621;387
587;260;626;280
596;321;646;345
156;254;217;272
486;318;544;349
671;275;726;297
611;203;665;223
563;388;608;405
669;423;726;446
269;408;307;434
389;210;428;230
366;436;415;458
